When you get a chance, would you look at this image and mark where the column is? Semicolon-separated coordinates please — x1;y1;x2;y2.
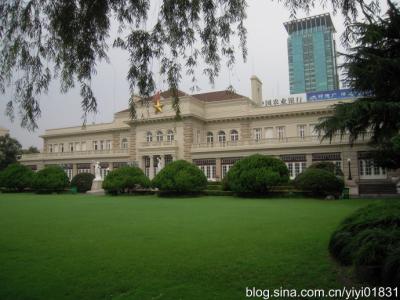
161;155;166;170
149;155;154;179
306;153;312;167
215;158;222;181
72;163;77;177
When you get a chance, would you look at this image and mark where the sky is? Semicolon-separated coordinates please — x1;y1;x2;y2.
0;0;384;148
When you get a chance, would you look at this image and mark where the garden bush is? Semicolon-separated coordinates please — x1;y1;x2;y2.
102;166;150;195
224;154;289;196
32;166;70;193
329;201;400;285
294;168;344;198
0;163;34;192
308;161;344;176
70;172;95;193
152;160;207;195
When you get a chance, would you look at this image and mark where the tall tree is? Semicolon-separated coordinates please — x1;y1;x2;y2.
0;134;22;170
316;1;400;169
21;146;40;154
0;0;380;129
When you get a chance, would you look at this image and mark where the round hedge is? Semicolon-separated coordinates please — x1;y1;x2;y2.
152;160;207;195
0;163;34;192
308;161;344;177
32;166;70;193
70;172;95;193
294;168;344;198
225;154;289;196
329;201;400;285
102;166;150;195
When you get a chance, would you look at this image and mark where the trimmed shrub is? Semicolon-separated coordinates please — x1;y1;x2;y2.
32;166;70;193
0;163;34;192
152;160;207;195
382;248;400;287
225;154;289;196
294;168;344;198
70;172;95;193
102;166;150;195
308;161;344;176
329;201;400;285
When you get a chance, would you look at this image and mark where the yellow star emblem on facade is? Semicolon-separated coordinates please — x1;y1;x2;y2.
153;92;163;113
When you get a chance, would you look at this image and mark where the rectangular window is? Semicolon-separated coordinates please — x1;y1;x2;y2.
297;125;306;139
75;142;80;152
54;144;59;152
254;128;262;141
60;144;64;152
81;142;87;151
69;143;74;152
93;141;98;151
100;140;104;150
106;140;111;150
310;124;318;137
49;144;53;153
277;126;285;140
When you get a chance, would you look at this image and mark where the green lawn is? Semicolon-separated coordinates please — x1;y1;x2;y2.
0;194;386;299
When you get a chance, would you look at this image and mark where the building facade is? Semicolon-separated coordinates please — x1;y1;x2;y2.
20;77;399;196
284;13;339;94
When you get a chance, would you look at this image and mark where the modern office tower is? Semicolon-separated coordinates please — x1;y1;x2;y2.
284;13;339;94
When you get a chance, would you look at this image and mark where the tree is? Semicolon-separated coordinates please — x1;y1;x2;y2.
317;1;400;169
21;146;40;154
0;0;381;130
0;134;22;171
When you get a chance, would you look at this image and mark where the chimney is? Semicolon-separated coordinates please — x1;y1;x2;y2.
250;75;262;106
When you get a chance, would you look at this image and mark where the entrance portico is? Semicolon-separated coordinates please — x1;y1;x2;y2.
140;153;176;179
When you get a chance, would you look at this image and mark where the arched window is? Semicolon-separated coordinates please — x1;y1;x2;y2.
121;138;128;149
166;130;174;142
218;131;226;143
146;132;153;143
207;132;214;144
230;129;239;142
156;130;163;142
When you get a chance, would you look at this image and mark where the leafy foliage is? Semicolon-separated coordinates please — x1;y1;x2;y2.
102;166;150;195
329;201;400;285
0;0;247;129
0;163;34;192
294;168;344;198
225;154;289;196
70;172;95;193
32;166;70;193
152;160;207;195
317;1;400;169
0;134;22;171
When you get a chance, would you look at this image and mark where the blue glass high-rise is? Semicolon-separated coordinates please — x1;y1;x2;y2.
284;14;339;94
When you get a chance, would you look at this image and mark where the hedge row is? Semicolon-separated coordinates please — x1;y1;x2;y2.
329;201;400;286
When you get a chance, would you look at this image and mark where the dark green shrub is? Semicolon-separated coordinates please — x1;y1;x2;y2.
382;248;400;287
32;166;70;193
221;175;230;191
294;168;344;198
308;161;344;176
102;166;150;195
0;163;34;192
225;154;289;196
152;160;207;195
70;172;95;193
329;201;400;284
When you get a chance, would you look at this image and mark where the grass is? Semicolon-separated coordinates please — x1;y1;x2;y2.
0;193;389;300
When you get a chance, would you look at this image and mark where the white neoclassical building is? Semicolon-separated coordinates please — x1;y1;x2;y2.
20;77;399;196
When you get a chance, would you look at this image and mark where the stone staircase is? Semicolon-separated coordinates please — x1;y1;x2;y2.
359;181;397;196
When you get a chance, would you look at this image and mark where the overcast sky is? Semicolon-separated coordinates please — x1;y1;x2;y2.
0;0;387;148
